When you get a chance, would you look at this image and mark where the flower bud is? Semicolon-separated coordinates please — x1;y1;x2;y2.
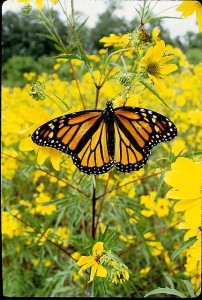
29;81;45;101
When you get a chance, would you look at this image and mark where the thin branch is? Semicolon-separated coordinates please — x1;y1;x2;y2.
119;222;178;257
94;171;111;232
2;152;88;197
98;41;131;90
69;60;85;110
95;171;162;200
12;214;74;259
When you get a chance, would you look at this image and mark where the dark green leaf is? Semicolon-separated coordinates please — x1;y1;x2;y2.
37;33;58;43
171;236;197;261
182;280;195;298
76;16;89;33
49;54;82;60
144;287;187;298
54;43;64;52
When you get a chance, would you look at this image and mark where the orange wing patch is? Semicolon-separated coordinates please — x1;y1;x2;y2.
77;122;111;168
114;123;143;166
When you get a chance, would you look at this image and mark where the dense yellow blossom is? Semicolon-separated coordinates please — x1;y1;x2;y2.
2;210;23;239
30;192;57;215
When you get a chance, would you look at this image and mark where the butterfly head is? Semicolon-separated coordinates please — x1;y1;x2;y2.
105;101;114;111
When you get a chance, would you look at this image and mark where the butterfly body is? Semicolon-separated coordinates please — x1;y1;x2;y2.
32;101;177;175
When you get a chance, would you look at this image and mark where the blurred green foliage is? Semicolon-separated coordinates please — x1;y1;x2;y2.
2;4;202;87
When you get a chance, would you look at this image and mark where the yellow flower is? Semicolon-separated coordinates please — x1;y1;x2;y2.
77;242;107;282
152;27;161;43
99;33;130;48
154;198;170;217
110;265;129;285
18;0;58;10
164;157;202;228
163;139;186;156
140;40;178;90
71;252;81;261
19;107;63;171
43;259;52;267
2;210;23;239
140;266;151;275
176;1;202;32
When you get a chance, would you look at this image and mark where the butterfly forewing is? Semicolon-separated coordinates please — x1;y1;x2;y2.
113;107;177;172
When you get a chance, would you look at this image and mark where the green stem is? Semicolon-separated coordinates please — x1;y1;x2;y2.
91;175;97;239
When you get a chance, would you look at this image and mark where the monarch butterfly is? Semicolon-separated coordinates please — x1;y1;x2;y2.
32;101;177;175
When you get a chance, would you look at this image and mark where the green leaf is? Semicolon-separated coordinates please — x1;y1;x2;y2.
78;48;91;68
144;287;187;298
182;280;195;298
54;43;64;52
76;16;89;33
37;33;58;43
139;79;172;110
49;53;82;60
154;16;182;21
156;170;166;196
171;236;197;261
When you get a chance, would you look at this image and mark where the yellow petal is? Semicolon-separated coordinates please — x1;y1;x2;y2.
20;106;50;124
17;0;30;3
92;242;104;256
164;158;202;193
88;262;98;282
159;55;174;64
160;64;178;75
184;228;200;241
19;137;38;151
174;198;200;212
21;124;38;135
184;206;201;228
148;74;166;91
36;0;44;10
196;5;202;32
50;0;58;4
153;40;165;61
49;148;62;171
96;264;107;278
152;27;160;41
77;256;94;266
176;1;199;17
166;189;201;200
78;260;95;276
37;147;50;165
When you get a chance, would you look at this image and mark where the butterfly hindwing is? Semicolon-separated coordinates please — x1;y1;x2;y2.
113;106;177;172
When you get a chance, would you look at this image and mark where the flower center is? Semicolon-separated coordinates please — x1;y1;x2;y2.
95;255;101;263
198;0;202;5
147;62;160;75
